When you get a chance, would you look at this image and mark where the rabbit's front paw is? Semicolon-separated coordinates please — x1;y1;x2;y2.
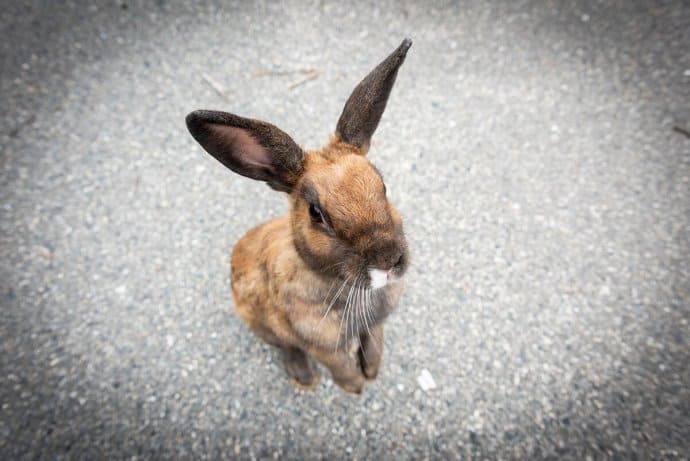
333;374;365;395
360;353;380;380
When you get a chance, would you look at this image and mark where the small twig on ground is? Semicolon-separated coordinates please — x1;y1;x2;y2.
287;69;322;90
201;73;230;101
672;125;690;139
254;68;318;77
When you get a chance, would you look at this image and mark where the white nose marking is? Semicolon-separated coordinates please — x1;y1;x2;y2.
369;268;388;290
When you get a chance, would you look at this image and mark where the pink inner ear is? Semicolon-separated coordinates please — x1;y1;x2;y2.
209;123;272;170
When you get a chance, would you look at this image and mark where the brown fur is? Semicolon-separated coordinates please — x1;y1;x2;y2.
187;39;412;393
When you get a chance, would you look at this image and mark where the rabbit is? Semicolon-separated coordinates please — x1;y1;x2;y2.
186;39;411;394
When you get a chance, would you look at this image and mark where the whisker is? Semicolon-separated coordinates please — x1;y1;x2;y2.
356;277;371;365
361;277;370;329
321;278;337;308
348;273;362;350
348;277;355;351
319;274;350;326
358;277;366;336
364;281;380;354
354;276;362;339
320;260;348;272
335;288;349;353
343;276;353;351
317;274;351;349
336;276;356;352
362;285;373;340
312;277;337;339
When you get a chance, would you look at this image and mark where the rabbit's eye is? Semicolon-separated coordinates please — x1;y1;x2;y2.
308;203;324;223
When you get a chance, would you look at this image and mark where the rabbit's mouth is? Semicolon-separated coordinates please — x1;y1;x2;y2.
368;268;389;290
368;267;404;290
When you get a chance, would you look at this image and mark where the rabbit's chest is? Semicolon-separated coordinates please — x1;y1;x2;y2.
288;283;402;350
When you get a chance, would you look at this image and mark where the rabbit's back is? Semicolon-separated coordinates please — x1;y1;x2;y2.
230;215;297;344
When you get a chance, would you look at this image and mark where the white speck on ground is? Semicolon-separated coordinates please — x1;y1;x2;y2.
417;369;437;392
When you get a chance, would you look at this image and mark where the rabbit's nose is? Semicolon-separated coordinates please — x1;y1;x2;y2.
390;246;409;275
377;249;403;272
389;248;405;270
392;253;404;270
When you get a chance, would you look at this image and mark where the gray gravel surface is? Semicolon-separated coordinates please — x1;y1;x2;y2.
1;1;689;459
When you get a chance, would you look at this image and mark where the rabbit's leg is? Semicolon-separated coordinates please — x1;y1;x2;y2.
282;346;318;389
244;323;319;389
248;324;319;389
235;301;318;388
310;347;365;394
358;324;383;380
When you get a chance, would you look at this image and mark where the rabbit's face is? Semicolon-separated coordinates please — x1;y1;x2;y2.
290;144;408;290
187;39;413;292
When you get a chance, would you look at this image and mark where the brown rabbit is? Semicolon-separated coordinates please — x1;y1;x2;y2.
186;39;411;394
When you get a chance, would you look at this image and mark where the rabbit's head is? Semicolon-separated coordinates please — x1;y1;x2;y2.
187;39;411;290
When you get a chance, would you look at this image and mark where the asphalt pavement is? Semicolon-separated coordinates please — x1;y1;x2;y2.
1;1;688;459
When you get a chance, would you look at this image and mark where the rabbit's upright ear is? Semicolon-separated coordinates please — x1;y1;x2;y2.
335;38;412;153
186;110;304;192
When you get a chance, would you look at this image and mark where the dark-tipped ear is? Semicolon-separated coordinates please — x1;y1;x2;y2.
335;38;412;153
186;110;304;192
